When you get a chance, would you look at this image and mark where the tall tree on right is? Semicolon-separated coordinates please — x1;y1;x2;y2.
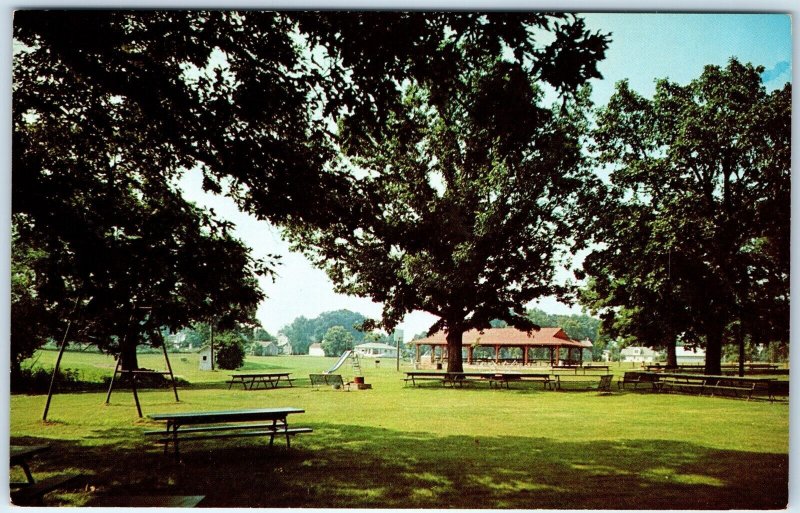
580;59;790;375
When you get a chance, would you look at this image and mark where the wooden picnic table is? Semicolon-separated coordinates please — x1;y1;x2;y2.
227;372;294;390
10;445;83;505
640;372;775;399
10;445;51;486
404;371;553;389
147;407;310;458
489;372;553;389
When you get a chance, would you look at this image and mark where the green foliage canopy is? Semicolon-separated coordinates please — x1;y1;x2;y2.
578;59;790;374
284;15;609;372
321;326;355;357
214;331;247;370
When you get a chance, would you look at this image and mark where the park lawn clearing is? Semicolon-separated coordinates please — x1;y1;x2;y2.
10;352;789;509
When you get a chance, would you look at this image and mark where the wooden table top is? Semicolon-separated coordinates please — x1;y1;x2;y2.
148;407;304;424
10;445;50;463
229;372;292;378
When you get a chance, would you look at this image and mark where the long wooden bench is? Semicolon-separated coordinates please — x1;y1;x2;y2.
767;381;789;402
146;425;313;446
658;376;707;394
11;473;83;506
619;372;659;391
704;381;756;400
443;375;483;388
403;375;444;386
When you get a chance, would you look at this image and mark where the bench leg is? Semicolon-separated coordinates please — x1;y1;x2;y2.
20;462;35;485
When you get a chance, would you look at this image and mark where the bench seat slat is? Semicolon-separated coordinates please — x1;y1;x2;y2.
144;423;282;436
155;427;312;443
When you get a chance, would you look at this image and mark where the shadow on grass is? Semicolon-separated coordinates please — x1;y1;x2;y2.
12;422;787;509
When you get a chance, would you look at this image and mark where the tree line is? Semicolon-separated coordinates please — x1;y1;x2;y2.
12;12;789;377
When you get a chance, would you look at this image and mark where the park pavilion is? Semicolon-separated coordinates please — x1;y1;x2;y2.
412;327;592;367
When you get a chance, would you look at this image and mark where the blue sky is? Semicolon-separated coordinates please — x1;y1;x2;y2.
179;12;793;340
583;13;792;103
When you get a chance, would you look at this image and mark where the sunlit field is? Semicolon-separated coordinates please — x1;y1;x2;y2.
10;350;789;508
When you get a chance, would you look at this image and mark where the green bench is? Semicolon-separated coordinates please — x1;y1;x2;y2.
309;373;350;389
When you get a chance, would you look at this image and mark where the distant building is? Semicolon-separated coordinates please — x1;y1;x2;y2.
354;341;398;359
167;332;187;350
620;346;659;363
276;334;292;355
676;346;705;365
308;343;325;357
198;346;213;370
252;340;281;356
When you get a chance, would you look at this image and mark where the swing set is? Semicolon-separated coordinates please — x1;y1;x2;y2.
42;305;180;421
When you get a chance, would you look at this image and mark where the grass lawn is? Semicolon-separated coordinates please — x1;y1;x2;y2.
10;350;789;508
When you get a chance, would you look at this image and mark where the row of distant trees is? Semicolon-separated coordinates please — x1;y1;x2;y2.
12;12;788;377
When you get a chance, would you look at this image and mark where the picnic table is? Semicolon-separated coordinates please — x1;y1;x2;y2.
146;407;311;458
552;374;613;392
642;372;775;399
227;372;294;390
489;372;552;389
10;445;82;505
404;371;553;389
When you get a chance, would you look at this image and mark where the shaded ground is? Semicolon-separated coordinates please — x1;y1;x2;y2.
12;422;787;509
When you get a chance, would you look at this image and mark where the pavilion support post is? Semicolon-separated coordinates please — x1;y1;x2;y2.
467;346;474;365
494;345;500;364
415;344;420;364
523;346;529;366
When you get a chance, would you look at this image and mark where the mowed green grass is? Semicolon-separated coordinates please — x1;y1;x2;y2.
11;350;789;509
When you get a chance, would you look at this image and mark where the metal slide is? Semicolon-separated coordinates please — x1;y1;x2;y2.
323;350;353;374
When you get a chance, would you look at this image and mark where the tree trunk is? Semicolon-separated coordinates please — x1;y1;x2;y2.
445;328;464;373
119;334;139;370
737;322;745;377
665;338;677;367
704;330;723;375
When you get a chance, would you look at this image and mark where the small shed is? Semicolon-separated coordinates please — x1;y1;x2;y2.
198;346;213;371
308;343;325;357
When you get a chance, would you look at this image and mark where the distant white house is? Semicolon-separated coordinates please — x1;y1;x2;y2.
308;343;325;357
620;346;659;363
354;341;398;359
676;346;705;365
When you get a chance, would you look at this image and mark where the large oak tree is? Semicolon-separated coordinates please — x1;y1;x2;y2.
580;59;790;375
283;15;609;372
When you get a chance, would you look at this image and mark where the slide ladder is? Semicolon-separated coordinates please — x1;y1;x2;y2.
350;352;362;375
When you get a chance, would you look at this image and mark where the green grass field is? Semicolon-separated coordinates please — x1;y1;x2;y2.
10;350;789;508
